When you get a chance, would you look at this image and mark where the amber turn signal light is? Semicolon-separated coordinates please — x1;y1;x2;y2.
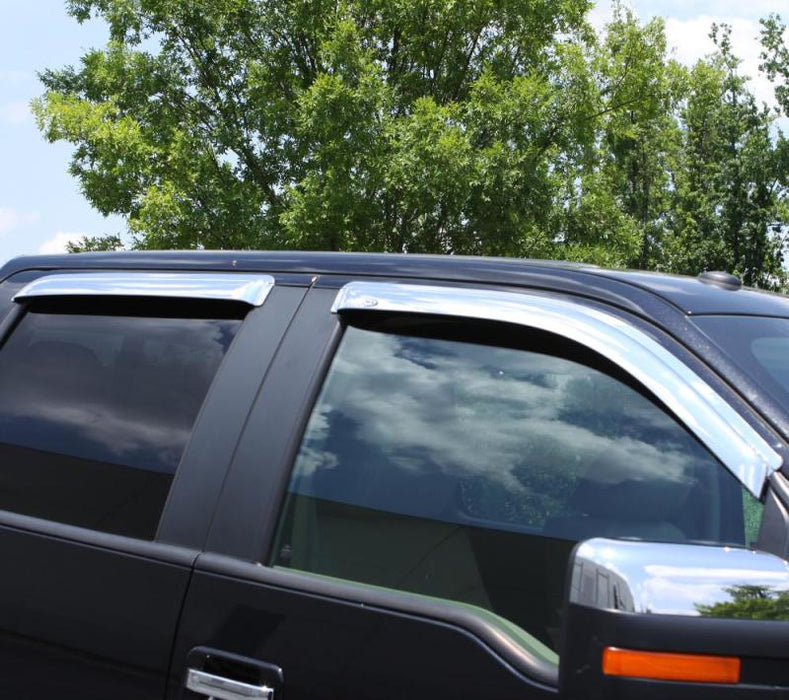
602;647;741;684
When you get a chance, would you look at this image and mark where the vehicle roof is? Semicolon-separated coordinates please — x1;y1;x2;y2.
3;250;788;317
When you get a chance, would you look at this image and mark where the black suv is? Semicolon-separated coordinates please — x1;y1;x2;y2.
1;251;788;700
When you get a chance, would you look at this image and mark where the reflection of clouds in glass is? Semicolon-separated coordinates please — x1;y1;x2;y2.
0;313;239;473
645;564;789;583
640;567;789;616
640;578;729;616
297;328;704;493
5;397;190;471
294;407;339;478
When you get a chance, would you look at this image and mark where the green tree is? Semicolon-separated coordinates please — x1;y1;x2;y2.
66;234;124;253
760;14;789;116
558;7;685;268
696;584;789;621
32;2;789;281
35;0;604;256
666;25;787;288
760;14;789;289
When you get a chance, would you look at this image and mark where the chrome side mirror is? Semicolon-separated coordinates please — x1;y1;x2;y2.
569;538;789;619
559;538;789;699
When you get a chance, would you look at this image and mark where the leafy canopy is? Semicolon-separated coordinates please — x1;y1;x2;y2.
34;1;789;287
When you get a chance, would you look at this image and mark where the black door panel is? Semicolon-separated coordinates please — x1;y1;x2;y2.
170;566;556;700
0;525;191;698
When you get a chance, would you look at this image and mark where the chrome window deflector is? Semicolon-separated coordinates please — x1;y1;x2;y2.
332;281;782;497
12;272;275;307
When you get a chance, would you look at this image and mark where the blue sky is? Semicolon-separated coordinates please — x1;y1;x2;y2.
0;0;787;266
0;1;125;265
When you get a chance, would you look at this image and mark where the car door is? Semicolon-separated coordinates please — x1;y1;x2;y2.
169;280;785;700
0;269;303;699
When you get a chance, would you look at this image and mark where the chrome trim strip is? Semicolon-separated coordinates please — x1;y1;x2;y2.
13;272;275;307
571;538;789;618
332;281;782;497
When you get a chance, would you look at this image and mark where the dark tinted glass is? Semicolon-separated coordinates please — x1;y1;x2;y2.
273;322;759;652
0;271;43;319
694;315;789;411
0;305;241;539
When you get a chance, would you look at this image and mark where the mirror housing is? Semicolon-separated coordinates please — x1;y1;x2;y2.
559;538;789;698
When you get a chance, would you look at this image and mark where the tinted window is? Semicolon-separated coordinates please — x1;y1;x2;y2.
0;301;241;539
273;320;760;653
694;315;789;411
0;270;44;319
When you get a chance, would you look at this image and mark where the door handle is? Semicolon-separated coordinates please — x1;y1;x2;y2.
186;668;274;700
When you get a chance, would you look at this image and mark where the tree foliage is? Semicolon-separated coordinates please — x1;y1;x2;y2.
65;233;124;253
33;1;789;287
696;584;789;621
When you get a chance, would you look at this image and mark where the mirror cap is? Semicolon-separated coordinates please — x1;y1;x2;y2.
569;538;789;618
560;539;789;699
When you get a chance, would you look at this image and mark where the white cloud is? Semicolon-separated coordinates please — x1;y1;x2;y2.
664;15;778;108
658;0;786;19
295;328;703;513
37;231;83;254
597;0;788;23
0;101;31;125
592;6;786;113
0;207;39;235
588;5;613;31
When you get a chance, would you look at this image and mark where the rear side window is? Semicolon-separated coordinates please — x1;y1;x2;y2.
0;299;242;539
272;318;761;653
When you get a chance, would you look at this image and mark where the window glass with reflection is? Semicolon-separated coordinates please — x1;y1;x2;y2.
273;318;761;654
0;300;242;539
693;315;789;413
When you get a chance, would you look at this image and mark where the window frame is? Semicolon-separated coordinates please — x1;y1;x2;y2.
198;279;789;688
0;269;302;557
215;280;788;561
275;318;760;547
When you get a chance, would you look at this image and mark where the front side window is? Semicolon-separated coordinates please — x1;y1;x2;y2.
272;316;762;654
694;315;789;415
0;299;242;539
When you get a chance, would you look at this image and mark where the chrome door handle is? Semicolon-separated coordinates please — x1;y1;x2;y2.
186;668;274;700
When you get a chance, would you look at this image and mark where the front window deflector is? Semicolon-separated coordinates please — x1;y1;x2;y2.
332;281;781;498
